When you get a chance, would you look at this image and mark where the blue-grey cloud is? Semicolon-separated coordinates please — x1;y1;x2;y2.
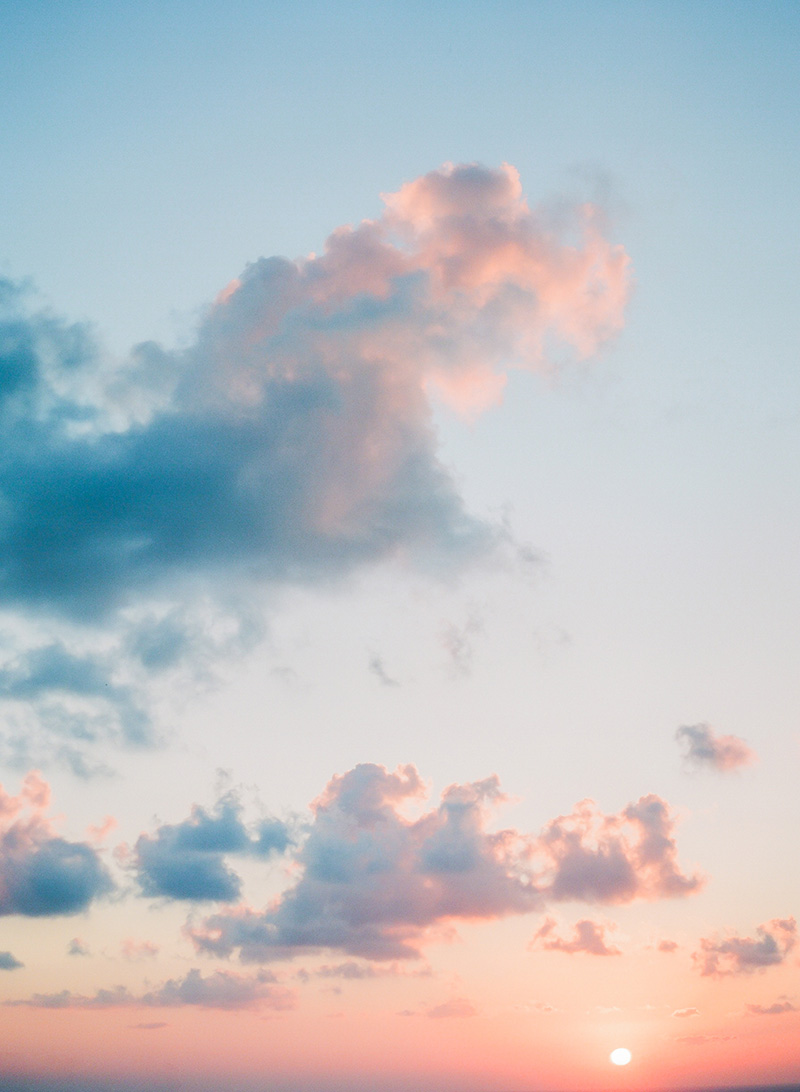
0;165;629;625
0;951;23;969
0;771;112;917
134;791;292;902
676;722;756;772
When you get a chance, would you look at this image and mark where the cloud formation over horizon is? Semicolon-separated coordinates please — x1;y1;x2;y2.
0;163;629;625
187;762;699;963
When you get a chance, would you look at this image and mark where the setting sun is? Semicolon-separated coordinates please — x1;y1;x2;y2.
610;1048;632;1066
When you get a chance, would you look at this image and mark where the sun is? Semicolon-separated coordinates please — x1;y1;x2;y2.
610;1047;632;1066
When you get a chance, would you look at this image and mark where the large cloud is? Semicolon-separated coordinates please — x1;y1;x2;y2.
188;763;698;963
0;771;112;916
0;164;629;623
133;791;292;901
693;918;797;976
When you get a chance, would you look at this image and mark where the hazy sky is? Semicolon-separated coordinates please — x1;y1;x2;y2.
0;3;799;1090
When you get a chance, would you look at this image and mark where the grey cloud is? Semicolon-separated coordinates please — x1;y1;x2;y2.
0;771;113;917
426;998;477;1019
188;764;699;964
67;937;90;956
531;916;621;956
676;723;755;772
693;918;797;976
0;951;23;969
134;791;292;902
745;1000;798;1015
367;654;399;688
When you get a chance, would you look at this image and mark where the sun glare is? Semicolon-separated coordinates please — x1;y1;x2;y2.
610;1048;632;1066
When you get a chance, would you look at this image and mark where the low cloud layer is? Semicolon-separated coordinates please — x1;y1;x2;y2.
0;771;112;916
693;918;796;976
188;763;699;963
530;916;621;956
676;723;756;772
10;968;294;1011
134;791;292;901
0;164;629;624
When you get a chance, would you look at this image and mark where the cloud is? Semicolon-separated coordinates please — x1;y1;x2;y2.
426;997;477;1019
0;771;112;916
530;916;621;956
745;1000;798;1015
0;164;629;624
658;939;679;953
120;938;159;960
11;968;295;1011
535;794;703;903
188;764;699;963
0;951;23;969
672;1007;700;1018
133;791;292;902
676;723;756;772
67;937;90;956
367;654;399;687
693;918;797;976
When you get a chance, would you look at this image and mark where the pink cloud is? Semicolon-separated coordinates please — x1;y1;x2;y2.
693;918;797;976
530;916;621;956
189;764;699;964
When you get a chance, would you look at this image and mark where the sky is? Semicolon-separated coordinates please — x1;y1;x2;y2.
0;2;799;1090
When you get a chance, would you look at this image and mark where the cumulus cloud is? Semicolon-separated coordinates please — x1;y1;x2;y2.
535;794;703;903
0;951;23;969
676;723;756;772
188;763;699;963
658;939;679;953
0;164;628;625
530;916;621;956
67;937;90;956
133;791;292;902
693;918;797;976
10;968;294;1011
0;771;112;916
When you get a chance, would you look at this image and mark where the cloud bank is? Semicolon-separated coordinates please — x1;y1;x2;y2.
0;164;629;624
187;763;699;963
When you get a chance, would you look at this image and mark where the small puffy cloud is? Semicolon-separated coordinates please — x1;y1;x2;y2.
693;918;797;977
67;937;90;957
658;939;679;953
672;1007;700;1018
0;771;112;916
536;794;703;904
189;764;700;964
0;951;23;969
120;938;159;961
745;1000;798;1016
0;164;629;624
133;791;292;902
531;917;621;956
11;969;294;1012
676;723;756;772
427;998;477;1019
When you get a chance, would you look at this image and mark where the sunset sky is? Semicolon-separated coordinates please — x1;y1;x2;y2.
1;3;799;1090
